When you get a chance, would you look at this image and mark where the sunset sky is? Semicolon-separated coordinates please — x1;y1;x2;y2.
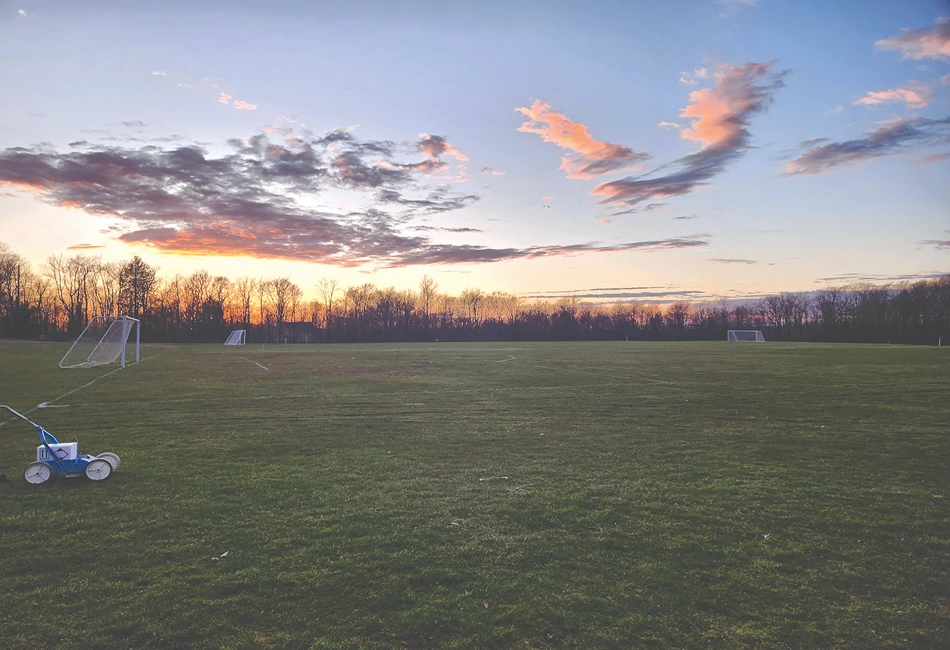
1;0;948;303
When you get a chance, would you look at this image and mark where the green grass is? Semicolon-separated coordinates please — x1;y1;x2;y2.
0;341;948;649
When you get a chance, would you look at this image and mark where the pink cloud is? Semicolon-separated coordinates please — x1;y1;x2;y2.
591;61;787;206
480;167;507;176
233;100;257;110
418;134;467;161
875;18;950;60
218;93;232;105
854;81;933;109
515;100;650;179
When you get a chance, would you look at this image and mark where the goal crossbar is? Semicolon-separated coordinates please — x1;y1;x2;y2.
727;329;765;342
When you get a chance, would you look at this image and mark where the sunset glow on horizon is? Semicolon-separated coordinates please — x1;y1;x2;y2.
1;0;948;303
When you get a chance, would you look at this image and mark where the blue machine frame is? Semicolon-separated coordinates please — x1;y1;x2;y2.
1;405;119;482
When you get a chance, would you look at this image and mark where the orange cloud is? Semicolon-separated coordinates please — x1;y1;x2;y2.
515;100;649;179
854;81;932;109
678;62;779;146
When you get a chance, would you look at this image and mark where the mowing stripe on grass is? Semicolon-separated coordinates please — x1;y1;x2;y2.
56;379;680;409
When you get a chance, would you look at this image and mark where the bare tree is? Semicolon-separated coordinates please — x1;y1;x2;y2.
316;277;339;339
233;277;254;327
419;275;438;331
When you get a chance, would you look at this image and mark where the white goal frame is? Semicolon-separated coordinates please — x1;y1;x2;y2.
60;315;141;368
727;329;765;342
224;329;246;345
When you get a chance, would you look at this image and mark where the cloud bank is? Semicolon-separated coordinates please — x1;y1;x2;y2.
0;130;708;267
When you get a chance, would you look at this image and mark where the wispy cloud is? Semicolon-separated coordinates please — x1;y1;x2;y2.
875;18;950;60
708;257;758;264
218;93;232;104
0;130;707;267
679;68;711;85
825;105;844;115
591;61;788;206
715;0;758;17
515;100;650;179
923;239;950;249
17;9;27;16
784;116;950;175
233;100;257;110
151;71;167;76
911;151;950;165
854;81;933;109
66;243;106;250
480;166;507;176
815;271;949;284
657;121;681;130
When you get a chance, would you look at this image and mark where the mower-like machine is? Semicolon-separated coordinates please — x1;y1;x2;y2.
1;405;121;484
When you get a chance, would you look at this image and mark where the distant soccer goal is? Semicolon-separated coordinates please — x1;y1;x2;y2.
224;329;246;345
60;316;141;369
727;329;765;342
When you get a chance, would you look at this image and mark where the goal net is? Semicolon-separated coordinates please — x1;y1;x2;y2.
60;316;141;368
727;330;765;342
224;329;246;345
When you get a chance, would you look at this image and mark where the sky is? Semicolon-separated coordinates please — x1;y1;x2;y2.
1;0;948;304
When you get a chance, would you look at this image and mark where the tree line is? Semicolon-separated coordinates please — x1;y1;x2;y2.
1;242;947;345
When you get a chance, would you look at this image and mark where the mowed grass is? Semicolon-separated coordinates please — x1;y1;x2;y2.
0;341;948;649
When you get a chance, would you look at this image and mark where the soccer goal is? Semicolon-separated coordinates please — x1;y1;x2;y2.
224;329;246;345
727;329;765;342
60;316;141;368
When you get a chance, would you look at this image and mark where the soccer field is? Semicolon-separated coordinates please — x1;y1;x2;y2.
1;341;948;649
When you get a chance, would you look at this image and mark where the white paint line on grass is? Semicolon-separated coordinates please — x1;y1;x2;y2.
0;355;157;428
37;403;70;408
241;357;270;371
494;356;517;363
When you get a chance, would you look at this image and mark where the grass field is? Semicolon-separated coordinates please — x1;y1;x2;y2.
1;341;948;649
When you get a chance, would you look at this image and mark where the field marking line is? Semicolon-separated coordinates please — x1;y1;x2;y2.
0;355;159;428
241;357;270;371
479;476;509;481
494;356;517;363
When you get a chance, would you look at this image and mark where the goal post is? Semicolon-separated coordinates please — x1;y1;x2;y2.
60;316;141;368
727;329;765;342
224;329;246;345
